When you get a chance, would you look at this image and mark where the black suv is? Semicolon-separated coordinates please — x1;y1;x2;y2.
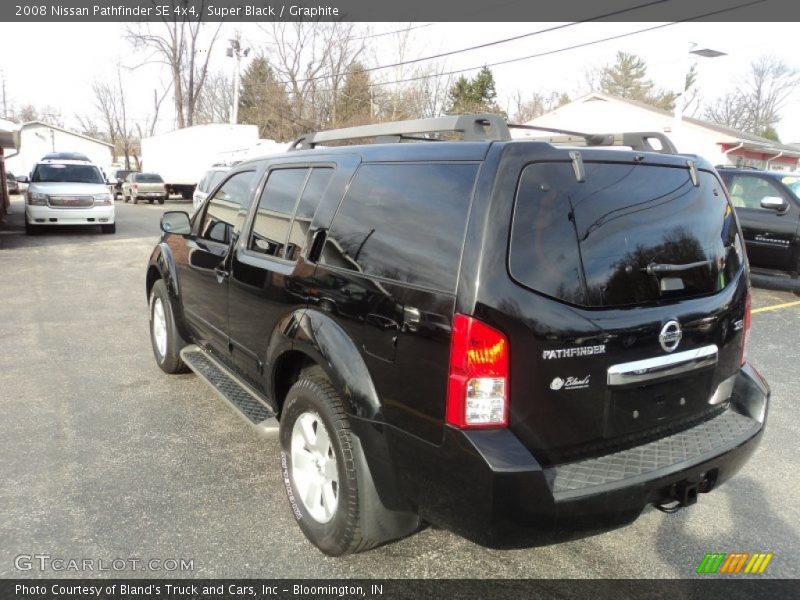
146;115;769;555
718;167;800;290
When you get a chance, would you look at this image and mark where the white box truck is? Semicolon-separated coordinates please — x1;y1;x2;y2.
140;124;260;198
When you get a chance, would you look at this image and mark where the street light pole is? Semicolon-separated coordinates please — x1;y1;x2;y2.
227;37;250;125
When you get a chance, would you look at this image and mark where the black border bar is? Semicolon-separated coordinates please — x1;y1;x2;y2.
2;0;797;22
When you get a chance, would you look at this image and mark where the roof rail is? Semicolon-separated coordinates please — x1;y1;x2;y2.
288;114;678;154
289;114;511;150
508;123;678;154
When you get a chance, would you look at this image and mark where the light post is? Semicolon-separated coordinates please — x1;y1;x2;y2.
672;42;726;149
227;38;250;125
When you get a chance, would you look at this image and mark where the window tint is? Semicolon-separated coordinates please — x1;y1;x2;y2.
321;163;477;291
32;164;104;184
285;168;334;261
208;170;228;191
510;162;743;307
136;173;163;183
199;171;256;244
725;174;786;210
249;168;309;257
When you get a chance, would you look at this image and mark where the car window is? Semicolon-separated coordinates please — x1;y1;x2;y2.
321;163;478;291
199;171;257;244
780;175;800;201
510;163;742;307
136;173;163;183
248;168;309;258
208;170;229;192
725;174;786;210
31;163;104;184
285;168;334;261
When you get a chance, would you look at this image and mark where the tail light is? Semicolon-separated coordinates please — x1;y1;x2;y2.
447;314;509;429
133;183;139;190
740;289;752;366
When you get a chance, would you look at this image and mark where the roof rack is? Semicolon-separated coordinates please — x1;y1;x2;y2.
289;114;511;150
289;114;678;154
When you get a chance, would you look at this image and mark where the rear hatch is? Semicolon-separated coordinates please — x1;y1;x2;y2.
503;157;748;464
134;174;166;195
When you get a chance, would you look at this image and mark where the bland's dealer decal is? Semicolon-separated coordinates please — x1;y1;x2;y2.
542;345;605;360
550;375;591;391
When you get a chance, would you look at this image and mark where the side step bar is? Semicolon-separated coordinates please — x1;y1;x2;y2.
180;345;279;438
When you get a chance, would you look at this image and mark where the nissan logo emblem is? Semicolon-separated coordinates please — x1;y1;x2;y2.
659;320;682;353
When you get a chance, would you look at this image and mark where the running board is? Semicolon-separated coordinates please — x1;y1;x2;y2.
180;345;279;437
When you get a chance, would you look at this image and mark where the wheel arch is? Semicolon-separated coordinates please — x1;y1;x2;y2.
269;308;418;531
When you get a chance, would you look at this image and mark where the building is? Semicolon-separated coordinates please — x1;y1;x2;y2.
4;121;114;179
518;93;800;171
0;118;21;223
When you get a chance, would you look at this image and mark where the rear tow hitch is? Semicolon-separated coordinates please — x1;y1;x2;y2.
655;473;717;514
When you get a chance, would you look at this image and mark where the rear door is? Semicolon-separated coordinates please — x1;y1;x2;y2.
721;172;800;271
227;162;348;389
496;157;748;464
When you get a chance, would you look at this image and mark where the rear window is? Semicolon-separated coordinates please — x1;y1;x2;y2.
136;173;163;183
32;163;104;184
510;162;743;308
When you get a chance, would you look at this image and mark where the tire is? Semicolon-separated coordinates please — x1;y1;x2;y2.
158;197;165;205
101;223;116;234
280;368;373;556
148;198;154;204
148;279;189;374
24;219;38;235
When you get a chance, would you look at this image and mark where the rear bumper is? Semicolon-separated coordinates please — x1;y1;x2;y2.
26;204;115;225
394;363;768;546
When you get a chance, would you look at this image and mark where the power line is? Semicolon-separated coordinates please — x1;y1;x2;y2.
300;0;767;94
274;0;674;86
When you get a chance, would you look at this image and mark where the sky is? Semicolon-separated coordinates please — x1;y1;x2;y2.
0;21;798;142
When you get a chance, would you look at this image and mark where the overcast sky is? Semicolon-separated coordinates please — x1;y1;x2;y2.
0;21;798;142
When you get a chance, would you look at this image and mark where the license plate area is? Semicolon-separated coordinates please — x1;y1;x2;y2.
605;370;714;437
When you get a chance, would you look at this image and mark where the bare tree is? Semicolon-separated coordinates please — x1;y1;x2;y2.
257;22;366;133
195;71;232;124
509;90;570;123
81;70;139;169
126;0;222;128
12;104;64;127
705;56;799;139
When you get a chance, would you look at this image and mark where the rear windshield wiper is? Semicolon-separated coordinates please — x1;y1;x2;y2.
642;259;712;275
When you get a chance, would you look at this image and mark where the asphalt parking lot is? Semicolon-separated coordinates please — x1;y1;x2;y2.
1;195;798;579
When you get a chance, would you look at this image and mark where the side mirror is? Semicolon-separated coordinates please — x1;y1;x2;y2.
760;196;789;212
160;211;192;235
16;175;29;183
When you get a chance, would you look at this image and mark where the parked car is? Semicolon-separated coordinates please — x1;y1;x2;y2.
146;115;768;555
112;169;139;198
718;167;800;291
6;172;19;194
122;172;167;204
24;158;115;234
192;165;231;213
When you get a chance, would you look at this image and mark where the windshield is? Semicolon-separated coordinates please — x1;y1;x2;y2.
136;173;163;183
32;163;104;184
781;176;800;200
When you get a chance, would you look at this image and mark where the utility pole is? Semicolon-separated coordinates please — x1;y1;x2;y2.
1;70;7;119
227;36;250;125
